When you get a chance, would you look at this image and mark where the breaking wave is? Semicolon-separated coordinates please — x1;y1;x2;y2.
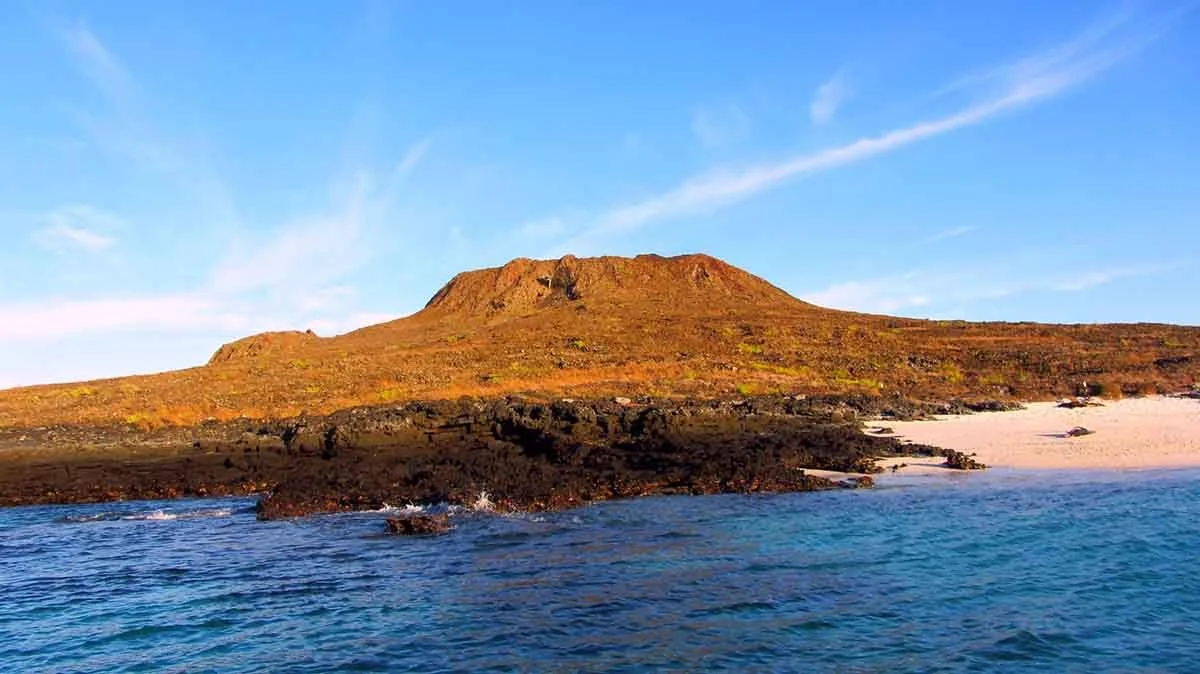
58;507;236;524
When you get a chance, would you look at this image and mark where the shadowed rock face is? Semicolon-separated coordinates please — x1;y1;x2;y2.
0;395;951;518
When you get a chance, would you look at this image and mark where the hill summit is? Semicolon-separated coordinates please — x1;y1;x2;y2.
1;252;1198;428
421;253;806;318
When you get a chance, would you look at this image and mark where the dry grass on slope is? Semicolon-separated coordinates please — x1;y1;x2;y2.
1;254;1197;429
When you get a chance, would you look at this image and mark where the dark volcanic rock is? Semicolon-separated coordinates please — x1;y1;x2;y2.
385;514;451;535
930;399;1025;415
943;450;987;470
964;400;1025;413
0;394;978;518
1058;398;1103;409
252;397;914;519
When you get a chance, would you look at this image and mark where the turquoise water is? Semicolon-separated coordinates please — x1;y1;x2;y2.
2;470;1199;672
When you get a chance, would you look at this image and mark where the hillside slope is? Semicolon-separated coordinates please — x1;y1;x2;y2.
1;253;1197;428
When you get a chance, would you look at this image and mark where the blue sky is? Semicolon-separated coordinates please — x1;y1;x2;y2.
1;1;1198;388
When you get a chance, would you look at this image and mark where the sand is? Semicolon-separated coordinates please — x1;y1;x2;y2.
873;396;1200;471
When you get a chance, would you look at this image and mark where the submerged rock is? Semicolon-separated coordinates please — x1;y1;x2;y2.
385;514;451;535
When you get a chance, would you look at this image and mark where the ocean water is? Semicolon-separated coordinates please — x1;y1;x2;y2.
2;470;1199;673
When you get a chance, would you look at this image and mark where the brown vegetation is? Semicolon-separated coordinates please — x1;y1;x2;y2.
1;253;1197;429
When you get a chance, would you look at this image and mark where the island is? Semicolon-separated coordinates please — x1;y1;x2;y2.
1;254;1196;521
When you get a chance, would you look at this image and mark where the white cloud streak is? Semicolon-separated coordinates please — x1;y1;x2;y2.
303;311;398;337
810;72;850;124
37;226;115;253
802;264;1169;314
0;296;250;341
33;205;127;253
803;272;952;314
61;21;132;105
210;198;366;296
394;138;431;177
924;225;977;243
1053;267;1156;292
0;21;441;385
2;152;423;347
553;10;1165;253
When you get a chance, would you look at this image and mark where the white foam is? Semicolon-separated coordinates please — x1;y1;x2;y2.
367;502;428;514
62;506;235;524
127;510;178;521
471;490;495;512
188;508;234;519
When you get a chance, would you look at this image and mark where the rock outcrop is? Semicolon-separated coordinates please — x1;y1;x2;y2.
385;514;451;535
943;449;987;470
0;394;957;517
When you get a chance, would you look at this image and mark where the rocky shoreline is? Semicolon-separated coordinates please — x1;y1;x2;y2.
0;394;998;520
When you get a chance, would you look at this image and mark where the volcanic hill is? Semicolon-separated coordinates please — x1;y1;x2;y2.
1;253;1197;428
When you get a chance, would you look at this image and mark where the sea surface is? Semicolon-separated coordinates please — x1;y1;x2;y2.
2;469;1199;673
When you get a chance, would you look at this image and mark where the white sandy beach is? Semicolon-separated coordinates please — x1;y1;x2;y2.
872;396;1200;471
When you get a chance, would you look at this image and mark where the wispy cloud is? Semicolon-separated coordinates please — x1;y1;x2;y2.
801;264;1171;314
60;21;171;167
551;9;1168;253
210;172;371;296
1053;266;1160;292
394;138;432;177
61;21;132;105
924;225;977;243
691;104;751;148
0;296;249;341
33;205;127;253
37;226;115;253
0;19;444;383
58;19;240;239
810;72;850;124
2;134;428;347
802;271;948;314
303;311;398;337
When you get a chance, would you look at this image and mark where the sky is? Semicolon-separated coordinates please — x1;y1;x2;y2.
1;0;1198;388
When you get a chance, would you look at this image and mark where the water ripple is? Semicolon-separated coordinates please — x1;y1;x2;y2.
2;471;1200;671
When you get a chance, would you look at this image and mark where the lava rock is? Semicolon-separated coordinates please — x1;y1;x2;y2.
385;514;452;535
943;449;986;470
1058;398;1103;409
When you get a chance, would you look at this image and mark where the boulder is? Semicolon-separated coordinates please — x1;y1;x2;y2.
1065;426;1095;437
1058;398;1103;409
385;514;452;535
943;449;986;470
836;475;874;488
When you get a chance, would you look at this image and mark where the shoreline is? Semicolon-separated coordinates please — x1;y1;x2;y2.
874;395;1200;473
3;394;1195;518
0;395;950;518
